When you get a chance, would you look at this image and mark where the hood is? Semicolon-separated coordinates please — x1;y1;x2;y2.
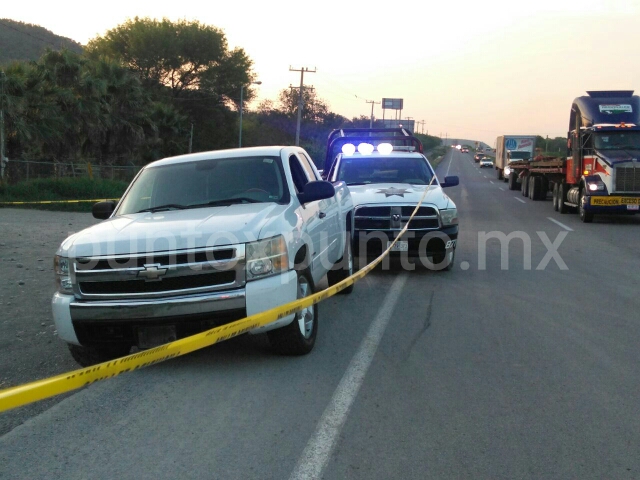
595;149;640;166
58;203;289;258
347;183;454;210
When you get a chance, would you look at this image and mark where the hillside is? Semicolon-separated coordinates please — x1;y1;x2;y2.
0;18;83;64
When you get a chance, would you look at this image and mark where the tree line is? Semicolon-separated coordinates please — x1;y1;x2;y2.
0;17;443;172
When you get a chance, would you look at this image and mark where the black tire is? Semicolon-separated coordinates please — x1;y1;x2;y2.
68;343;131;367
326;237;354;295
528;177;537;200
558;183;568;214
267;269;318;355
431;247;456;272
497;168;503;180
508;172;518;190
552;183;559;211
529;177;542;201
521;175;529;197
578;188;594;223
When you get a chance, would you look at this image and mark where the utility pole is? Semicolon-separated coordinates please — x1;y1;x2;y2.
188;123;194;153
366;99;380;128
0;70;6;182
289;66;316;146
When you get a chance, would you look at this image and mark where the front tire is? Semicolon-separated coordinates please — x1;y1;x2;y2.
267;269;318;355
508;172;518;190
327;237;354;294
558;183;568;214
578;188;594;223
68;343;131;367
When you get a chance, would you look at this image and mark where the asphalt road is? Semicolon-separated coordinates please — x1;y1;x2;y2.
2;149;640;479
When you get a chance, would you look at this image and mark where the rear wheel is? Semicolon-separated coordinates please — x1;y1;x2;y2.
326;236;354;294
68;343;131;367
558;183;568;214
552;183;559;211
521;175;529;197
529;177;538;200
508;172;518;190
497;168;503;180
267;269;318;355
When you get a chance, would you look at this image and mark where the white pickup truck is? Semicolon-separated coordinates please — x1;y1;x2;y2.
52;146;354;366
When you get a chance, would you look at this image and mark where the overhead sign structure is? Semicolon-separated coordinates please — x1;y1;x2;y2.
382;98;403;110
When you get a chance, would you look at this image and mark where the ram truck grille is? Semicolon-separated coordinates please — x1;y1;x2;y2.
354;205;440;231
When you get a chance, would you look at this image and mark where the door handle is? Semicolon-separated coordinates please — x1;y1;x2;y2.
318;211;326;219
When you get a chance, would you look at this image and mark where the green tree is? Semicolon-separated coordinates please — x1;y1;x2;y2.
86;17;254;104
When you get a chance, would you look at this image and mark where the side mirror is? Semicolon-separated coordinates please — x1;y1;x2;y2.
440;176;459;188
92;200;116;219
298;181;335;204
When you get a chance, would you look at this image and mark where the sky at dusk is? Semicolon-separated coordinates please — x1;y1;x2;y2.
3;0;640;145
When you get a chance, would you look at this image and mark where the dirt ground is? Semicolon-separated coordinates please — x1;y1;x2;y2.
0;207;101;435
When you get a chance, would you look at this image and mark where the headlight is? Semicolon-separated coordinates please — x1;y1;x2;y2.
246;235;289;281
504;166;511;175
439;208;458;226
54;255;73;294
588;181;605;191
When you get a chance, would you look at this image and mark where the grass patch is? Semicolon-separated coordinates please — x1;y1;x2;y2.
0;177;129;211
428;146;449;169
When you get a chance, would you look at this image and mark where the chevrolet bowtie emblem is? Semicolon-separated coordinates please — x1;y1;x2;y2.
137;264;167;281
392;214;401;221
376;187;409;197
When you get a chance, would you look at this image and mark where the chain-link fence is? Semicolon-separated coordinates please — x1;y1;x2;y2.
1;159;140;184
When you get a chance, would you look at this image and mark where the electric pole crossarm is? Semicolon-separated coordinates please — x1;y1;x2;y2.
289;66;316;146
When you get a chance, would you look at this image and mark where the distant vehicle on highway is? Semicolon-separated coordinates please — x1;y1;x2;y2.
474;152;484;162
461;147;469;153
480;157;494;168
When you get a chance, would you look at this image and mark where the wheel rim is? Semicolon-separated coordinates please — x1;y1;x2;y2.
296;275;314;339
347;243;353;276
579;191;585;218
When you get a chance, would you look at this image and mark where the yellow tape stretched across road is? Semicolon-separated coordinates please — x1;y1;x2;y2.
0;198;120;205
0;180;438;413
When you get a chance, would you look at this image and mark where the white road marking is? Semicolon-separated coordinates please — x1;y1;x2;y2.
489;181;494;184
445;152;454;176
288;273;409;480
547;217;574;231
499;187;505;191
515;197;526;204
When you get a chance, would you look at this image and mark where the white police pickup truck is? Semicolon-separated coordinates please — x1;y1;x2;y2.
53;146;354;366
323;128;459;270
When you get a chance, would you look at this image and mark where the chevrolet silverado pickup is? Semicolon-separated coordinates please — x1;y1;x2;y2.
53;146;354;366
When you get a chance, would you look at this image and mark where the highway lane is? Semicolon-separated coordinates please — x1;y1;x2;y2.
2;148;640;479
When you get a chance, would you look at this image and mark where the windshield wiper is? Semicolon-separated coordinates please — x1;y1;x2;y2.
136;204;189;213
191;197;262;208
346;182;371;186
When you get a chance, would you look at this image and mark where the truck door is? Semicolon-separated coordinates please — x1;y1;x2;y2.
289;154;332;278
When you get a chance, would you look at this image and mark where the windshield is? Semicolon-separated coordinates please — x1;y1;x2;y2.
508;151;531;160
594;131;640;150
117;156;287;215
336;156;434;186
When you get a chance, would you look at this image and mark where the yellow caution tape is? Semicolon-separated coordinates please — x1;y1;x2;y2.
0;198;120;205
0;180;437;412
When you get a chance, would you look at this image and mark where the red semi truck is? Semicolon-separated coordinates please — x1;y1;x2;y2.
505;90;640;222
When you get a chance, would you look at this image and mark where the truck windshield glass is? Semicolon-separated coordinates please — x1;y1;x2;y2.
594;132;640;150
117;156;287;215
336;157;434;185
509;151;530;160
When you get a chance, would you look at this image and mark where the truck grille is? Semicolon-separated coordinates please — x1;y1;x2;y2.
615;166;640;193
73;246;245;300
354;205;439;231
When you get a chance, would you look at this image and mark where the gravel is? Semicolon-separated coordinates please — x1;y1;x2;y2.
0;208;100;435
